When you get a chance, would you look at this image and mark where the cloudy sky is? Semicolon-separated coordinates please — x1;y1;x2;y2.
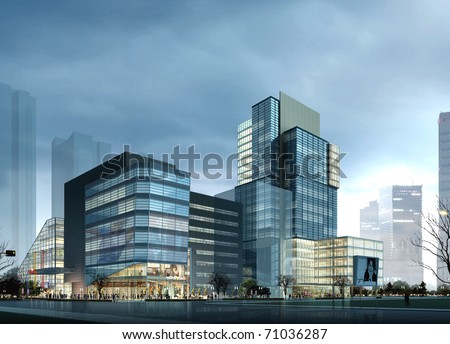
2;0;449;286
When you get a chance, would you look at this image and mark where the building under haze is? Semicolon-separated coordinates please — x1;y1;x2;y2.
52;132;111;218
438;112;450;286
379;185;423;285
0;82;36;266
360;200;380;241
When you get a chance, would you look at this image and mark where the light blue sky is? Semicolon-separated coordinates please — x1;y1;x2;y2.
2;0;449;287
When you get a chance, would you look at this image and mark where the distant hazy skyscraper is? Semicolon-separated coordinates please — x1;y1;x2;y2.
0;82;36;265
360;200;380;241
438;112;450;286
379;185;423;284
52;132;111;218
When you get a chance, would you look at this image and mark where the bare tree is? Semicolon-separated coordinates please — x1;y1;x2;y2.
0;240;15;273
208;272;231;298
277;274;296;299
91;273;108;297
209;272;222;296
410;198;450;285
334;275;351;298
220;274;231;297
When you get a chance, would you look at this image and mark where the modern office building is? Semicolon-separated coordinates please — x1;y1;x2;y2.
235;92;342;292
65;152;191;298
18;218;68;296
52;131;111;218
235;180;292;290
283;126;339;239
188;192;242;294
0;82;36;266
19;154;243;298
379;185;423;284
360;200;380;241
438;112;450;286
287;236;383;297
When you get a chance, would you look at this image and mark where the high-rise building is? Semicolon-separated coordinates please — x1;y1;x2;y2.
235;180;292;288
438;112;450;286
52;132;111;218
379;185;423;284
235;92;340;291
360;200;380;241
0;82;36;265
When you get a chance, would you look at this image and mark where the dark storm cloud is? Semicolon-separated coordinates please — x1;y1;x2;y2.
1;0;450;228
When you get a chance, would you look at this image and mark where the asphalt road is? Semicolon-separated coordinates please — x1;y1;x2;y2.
0;298;449;324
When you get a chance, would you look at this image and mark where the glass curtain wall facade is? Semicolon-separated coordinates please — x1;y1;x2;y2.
84;157;190;299
18;218;68;296
287;237;383;297
65;152;191;299
379;185;423;284
235;92;342;294
251;97;279;182
188;192;242;296
283;127;338;239
237;119;252;185
235;180;291;294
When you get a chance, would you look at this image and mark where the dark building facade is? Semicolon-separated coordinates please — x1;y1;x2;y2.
189;192;242;295
65;152;191;298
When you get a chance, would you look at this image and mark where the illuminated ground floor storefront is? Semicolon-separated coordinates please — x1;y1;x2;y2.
85;262;190;299
285;236;384;298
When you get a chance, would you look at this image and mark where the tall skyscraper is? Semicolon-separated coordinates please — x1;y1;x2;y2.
438;112;450;286
379;185;423;284
235;92;340;287
0;82;36;265
360;200;380;241
52;132;111;218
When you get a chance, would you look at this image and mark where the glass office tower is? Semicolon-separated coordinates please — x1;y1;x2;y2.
65;152;191;298
0;82;36;266
236;92;340;291
235;180;291;292
283;127;338;239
